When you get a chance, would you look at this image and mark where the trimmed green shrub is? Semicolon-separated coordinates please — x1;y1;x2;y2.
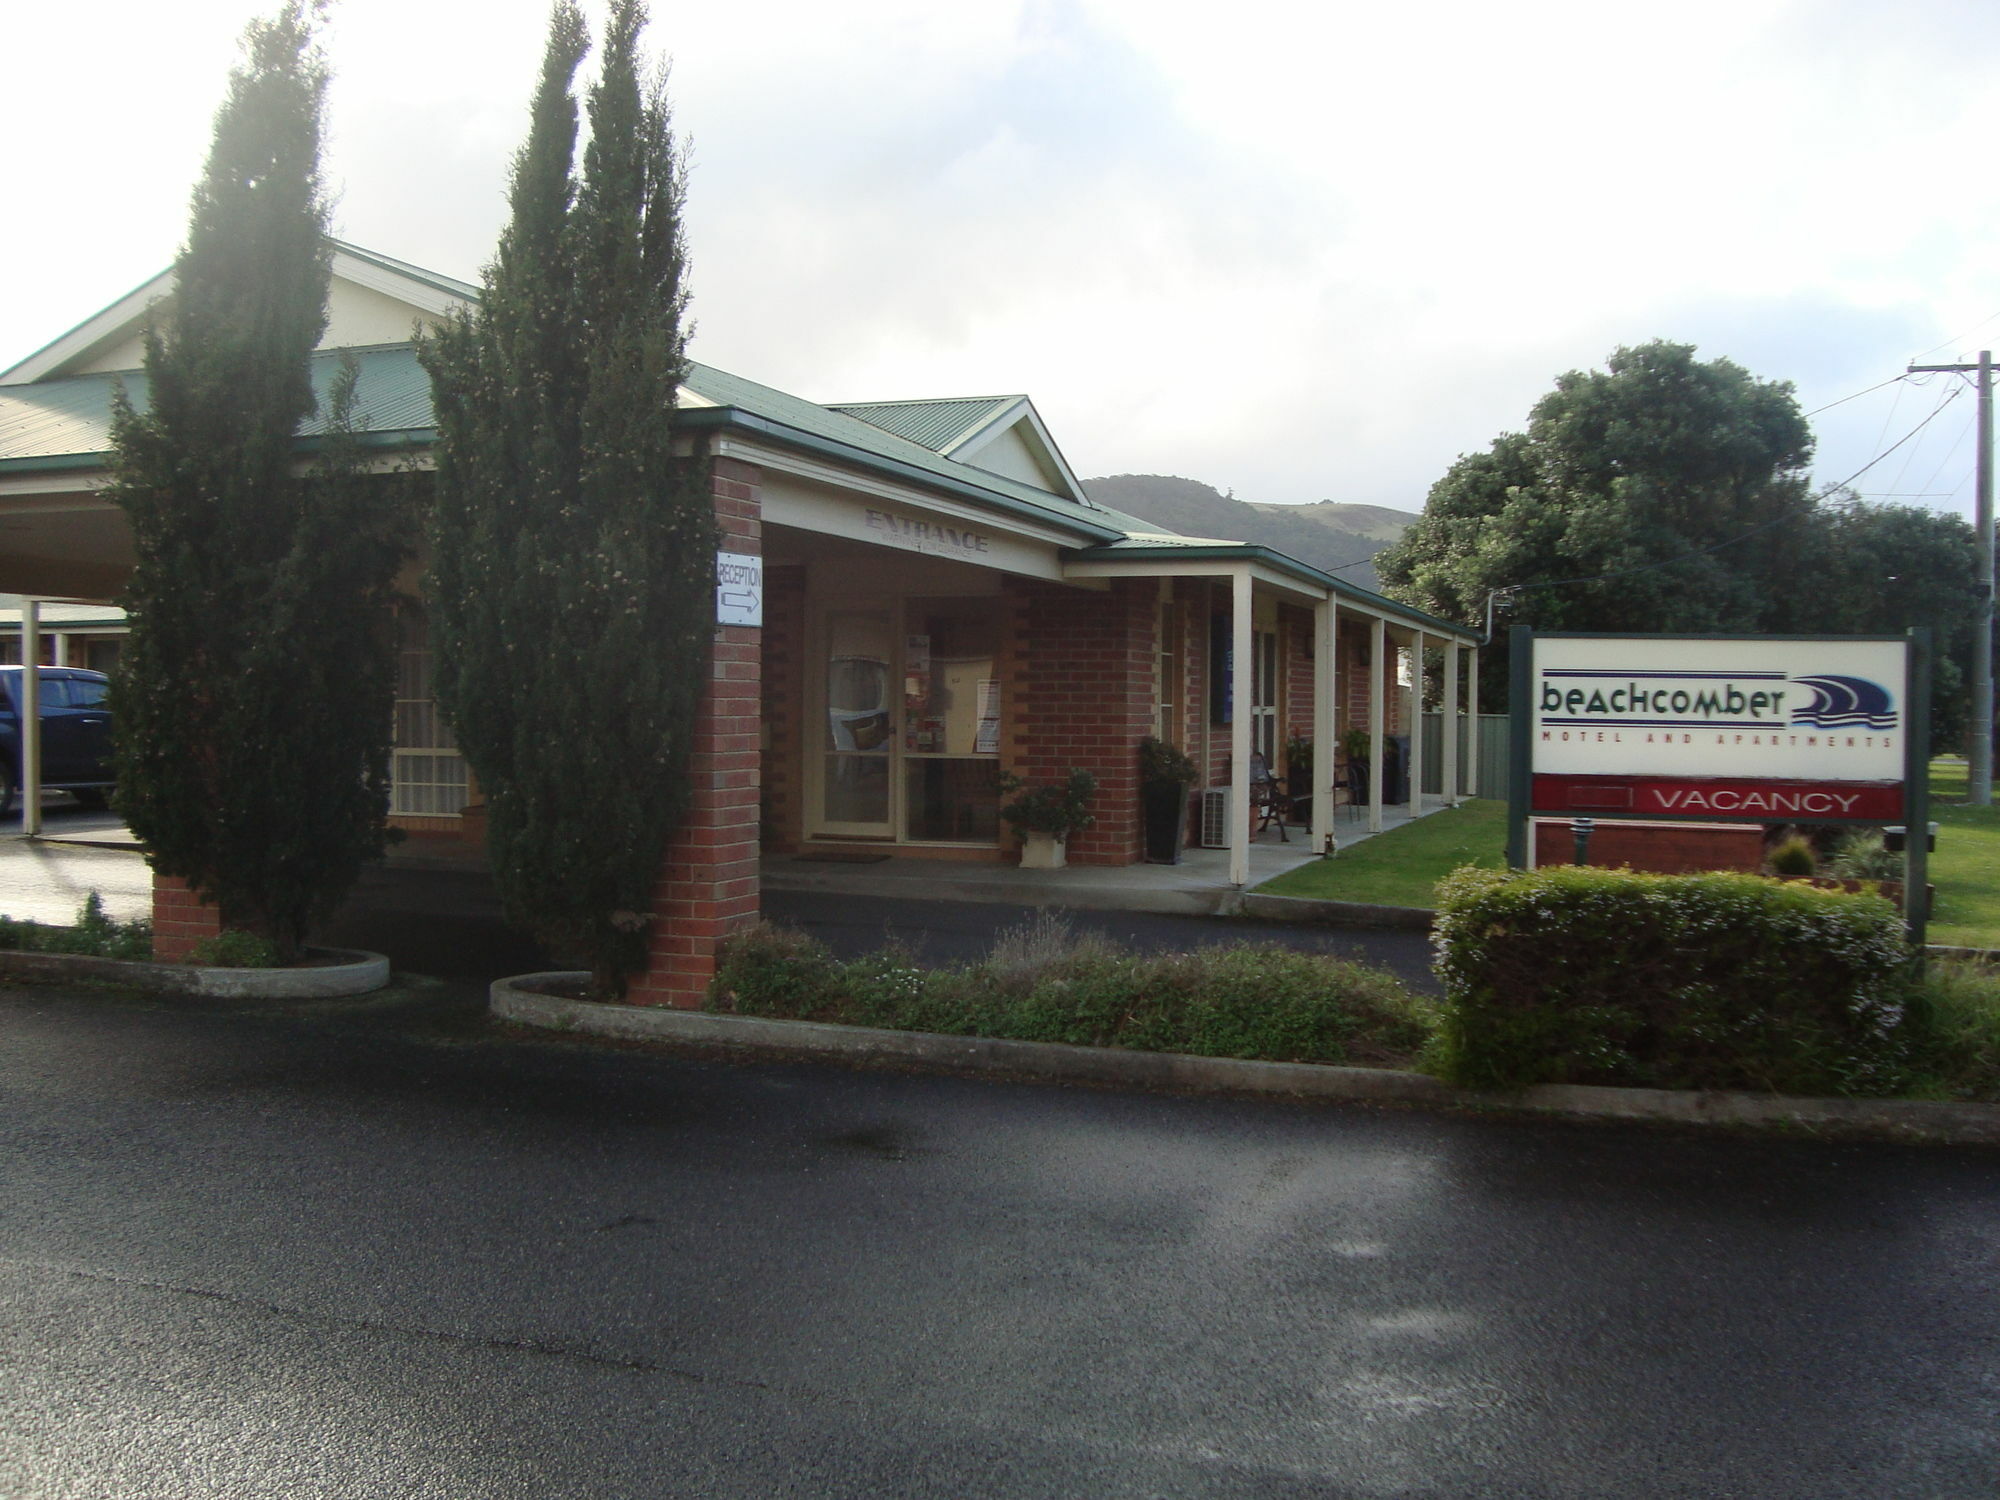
187;929;282;969
0;894;153;962
1767;834;1817;877
710;918;1434;1068
1431;865;1914;1095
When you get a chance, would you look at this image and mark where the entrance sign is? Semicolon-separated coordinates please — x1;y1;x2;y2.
716;551;762;628
1507;629;1932;942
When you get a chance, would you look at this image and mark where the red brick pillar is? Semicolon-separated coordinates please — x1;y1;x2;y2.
151;873;223;963
627;456;763;1008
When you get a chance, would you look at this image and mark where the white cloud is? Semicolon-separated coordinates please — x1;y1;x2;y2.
7;0;2000;521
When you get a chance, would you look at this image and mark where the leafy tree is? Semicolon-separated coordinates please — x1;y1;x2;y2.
419;0;714;998
105;2;407;960
1772;493;1981;745
1381;342;1816;646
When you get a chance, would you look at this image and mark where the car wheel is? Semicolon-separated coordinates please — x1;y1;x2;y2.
71;787;110;811
0;762;14;817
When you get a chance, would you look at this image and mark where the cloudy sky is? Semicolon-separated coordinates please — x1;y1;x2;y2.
8;0;2000;521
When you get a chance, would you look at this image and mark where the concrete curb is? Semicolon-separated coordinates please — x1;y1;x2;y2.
761;867;1222;916
490;974;2000;1145
0;946;391;999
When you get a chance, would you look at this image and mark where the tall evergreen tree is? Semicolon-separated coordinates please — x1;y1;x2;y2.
420;0;714;998
105;2;408;960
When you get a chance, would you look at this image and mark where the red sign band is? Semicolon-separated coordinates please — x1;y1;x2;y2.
1531;774;1904;821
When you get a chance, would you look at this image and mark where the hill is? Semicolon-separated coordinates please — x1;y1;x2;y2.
1080;475;1418;593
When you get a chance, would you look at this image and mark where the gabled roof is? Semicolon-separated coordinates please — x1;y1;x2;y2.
0;240;474;386
831;392;1090;506
830;396;1019;453
682;364;1148;539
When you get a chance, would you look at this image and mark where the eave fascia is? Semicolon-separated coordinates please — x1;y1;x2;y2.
1066;543;1479;642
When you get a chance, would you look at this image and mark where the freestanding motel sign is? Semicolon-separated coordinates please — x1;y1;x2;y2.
1507;629;1933;943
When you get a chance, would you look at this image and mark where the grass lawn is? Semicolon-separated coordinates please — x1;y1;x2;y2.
1257;799;1506;909
1257;763;2000;948
1925;759;2000;950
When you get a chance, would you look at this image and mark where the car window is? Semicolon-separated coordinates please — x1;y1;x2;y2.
68;678;108;709
38;678;72;710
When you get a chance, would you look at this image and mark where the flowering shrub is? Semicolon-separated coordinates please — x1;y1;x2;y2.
1431;865;1915;1095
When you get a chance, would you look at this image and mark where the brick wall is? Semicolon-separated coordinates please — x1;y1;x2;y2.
1012;577;1155;865
628;456;763;1007
1281;603;1314;781
759;565;806;853
151;873;222;963
1531;819;1764;875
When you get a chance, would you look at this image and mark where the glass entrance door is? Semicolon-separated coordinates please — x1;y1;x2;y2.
818;608;896;837
901;597;1001;843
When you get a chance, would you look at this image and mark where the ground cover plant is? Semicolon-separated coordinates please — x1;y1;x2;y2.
1903;959;2000;1102
0;895;152;963
712;912;1435;1069
1430;865;1916;1095
1256;798;1504;908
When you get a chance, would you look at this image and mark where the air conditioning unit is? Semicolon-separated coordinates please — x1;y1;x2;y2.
1198;787;1234;848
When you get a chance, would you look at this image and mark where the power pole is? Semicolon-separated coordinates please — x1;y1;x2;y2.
1907;350;1993;806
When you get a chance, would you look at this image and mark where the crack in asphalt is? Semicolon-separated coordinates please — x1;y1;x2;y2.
5;1257;779;1390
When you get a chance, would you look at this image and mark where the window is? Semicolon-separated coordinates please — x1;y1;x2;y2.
393;608;468;816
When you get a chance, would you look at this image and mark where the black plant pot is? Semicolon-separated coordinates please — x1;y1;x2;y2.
1142;783;1191;864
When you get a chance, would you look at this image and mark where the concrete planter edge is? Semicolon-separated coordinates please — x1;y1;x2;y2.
487;976;2000;1145
0;945;391;999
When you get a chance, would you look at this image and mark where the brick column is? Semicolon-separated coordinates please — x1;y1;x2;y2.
627;456;762;1008
151;873;222;963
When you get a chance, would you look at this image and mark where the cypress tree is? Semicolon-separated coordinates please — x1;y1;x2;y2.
420;0;715;998
106;2;408;960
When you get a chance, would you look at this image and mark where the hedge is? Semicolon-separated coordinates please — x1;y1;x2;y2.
1431;866;1915;1095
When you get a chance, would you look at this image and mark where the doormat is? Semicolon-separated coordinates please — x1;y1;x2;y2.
793;852;893;864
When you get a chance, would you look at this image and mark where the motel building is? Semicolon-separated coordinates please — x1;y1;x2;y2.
0;244;1482;1001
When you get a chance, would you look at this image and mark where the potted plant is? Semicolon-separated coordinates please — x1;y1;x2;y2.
999;769;1098;869
1339;725;1371;805
1138;736;1199;864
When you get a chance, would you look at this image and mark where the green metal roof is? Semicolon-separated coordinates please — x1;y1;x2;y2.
827;395;1019;453
680;364;1160;539
0;345;437;468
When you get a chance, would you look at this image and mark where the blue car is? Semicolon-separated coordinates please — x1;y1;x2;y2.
0;666;115;812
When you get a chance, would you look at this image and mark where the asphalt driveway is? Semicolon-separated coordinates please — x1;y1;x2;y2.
2;982;1996;1497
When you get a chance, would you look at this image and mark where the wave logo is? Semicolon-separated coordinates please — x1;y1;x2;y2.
1790;675;1896;731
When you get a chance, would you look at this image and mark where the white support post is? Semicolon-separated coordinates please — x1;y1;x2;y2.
1443;639;1461;807
20;600;41;835
1468;645;1481;797
1230;569;1254;887
1312;597;1336;855
1408;629;1425;818
1367;616;1385;835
